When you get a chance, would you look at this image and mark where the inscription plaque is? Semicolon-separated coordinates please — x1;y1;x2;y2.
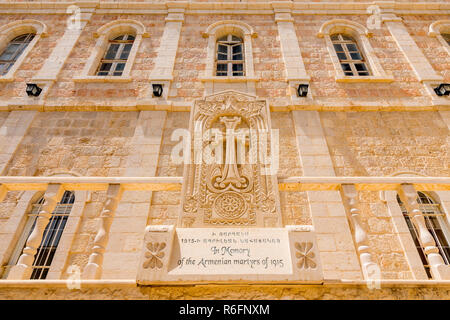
169;228;292;275
137;226;323;284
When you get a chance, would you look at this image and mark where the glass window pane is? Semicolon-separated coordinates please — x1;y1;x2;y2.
330;34;339;41
232;64;243;72
355;63;367;71
113;35;125;41
216;63;227;76
232;36;242;42
0;43;21;60
341;63;351;71
0;63;8;75
337;52;347;60
115;63;125;71
218;36;228;42
342;35;353;41
120;44;133;60
333;44;343;52
232;45;242;54
99;63;112;71
233;54;243;61
105;44;120;59
218;53;227;61
127;35;135;41
350;52;362;60
346;43;358;52
218;44;228;54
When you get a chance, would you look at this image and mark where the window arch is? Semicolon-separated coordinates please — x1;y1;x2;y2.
216;34;244;77
8;190;75;280
317;19;392;82
0;19;47;80
96;34;135;76
76;20;148;82
397;192;450;278
203;20;257;79
429;20;450;56
0;33;35;76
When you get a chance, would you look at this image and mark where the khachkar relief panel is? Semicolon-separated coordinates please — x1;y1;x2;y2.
137;91;322;284
180;91;281;227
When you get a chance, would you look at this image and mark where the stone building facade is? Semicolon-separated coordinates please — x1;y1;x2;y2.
0;0;448;299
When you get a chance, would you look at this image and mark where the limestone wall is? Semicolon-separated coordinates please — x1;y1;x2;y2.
0;283;449;300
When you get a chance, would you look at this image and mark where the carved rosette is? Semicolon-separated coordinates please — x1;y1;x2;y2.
180;91;281;227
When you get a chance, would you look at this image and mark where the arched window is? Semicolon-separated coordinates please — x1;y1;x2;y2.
0;33;35;76
442;33;450;46
216;34;244;77
397;192;450;278
96;34;135;76
8;191;75;280
331;34;370;77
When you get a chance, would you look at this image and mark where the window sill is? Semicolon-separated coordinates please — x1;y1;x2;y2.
200;76;259;83
335;75;394;83
0;75;15;83
73;76;132;83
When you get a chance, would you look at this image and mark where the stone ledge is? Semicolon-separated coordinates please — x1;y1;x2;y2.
0;281;449;299
73;76;133;83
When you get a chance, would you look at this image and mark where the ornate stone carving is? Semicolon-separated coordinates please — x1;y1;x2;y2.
82;184;124;279
294;242;317;270
179;91;282;227
143;242;166;269
340;184;380;281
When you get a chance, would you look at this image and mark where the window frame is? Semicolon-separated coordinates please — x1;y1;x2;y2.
74;20;148;83
397;192;450;279
215;34;245;77
0;33;35;76
0;20;47;82
96;34;135;77
331;34;371;77
317;19;393;83
6;191;75;280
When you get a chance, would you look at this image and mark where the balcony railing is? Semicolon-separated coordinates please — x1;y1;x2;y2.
0;176;448;281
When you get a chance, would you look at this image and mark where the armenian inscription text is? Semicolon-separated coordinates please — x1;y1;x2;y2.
169;228;293;275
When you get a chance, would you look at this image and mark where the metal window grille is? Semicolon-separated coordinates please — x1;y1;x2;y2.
23;191;75;280
442;33;450;46
397;192;450;279
215;34;245;77
96;34;135;76
0;33;35;76
331;34;371;76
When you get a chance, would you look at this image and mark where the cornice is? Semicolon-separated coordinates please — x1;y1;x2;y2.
0;1;448;15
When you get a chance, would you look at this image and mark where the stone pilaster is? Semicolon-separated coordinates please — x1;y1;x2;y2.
0;111;37;175
101;111;166;279
149;4;185;100
292;111;362;280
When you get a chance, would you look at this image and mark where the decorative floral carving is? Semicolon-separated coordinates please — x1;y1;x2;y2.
143;242;166;269
214;192;247;219
295;242;316;269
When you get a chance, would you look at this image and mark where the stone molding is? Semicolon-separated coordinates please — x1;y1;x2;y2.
317;19;394;83
0;20;48;82
75;19;148;82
